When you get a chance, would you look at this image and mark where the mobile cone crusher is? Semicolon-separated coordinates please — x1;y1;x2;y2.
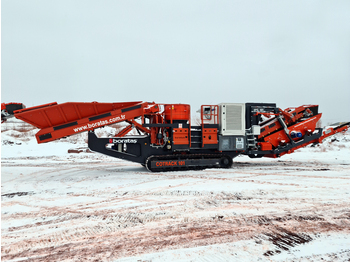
3;101;349;172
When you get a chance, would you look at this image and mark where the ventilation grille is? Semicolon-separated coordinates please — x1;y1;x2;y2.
226;105;242;131
219;103;245;136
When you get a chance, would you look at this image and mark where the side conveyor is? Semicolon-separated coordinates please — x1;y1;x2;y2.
14;101;160;143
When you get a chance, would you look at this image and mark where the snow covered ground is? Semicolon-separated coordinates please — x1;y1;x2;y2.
1;120;350;261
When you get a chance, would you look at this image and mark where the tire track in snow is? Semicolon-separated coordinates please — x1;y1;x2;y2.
3;208;350;258
3;215;350;261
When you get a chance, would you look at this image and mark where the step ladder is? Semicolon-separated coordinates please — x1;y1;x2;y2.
190;126;202;149
246;132;257;149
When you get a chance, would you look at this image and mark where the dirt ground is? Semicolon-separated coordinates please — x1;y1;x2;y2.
2;151;350;261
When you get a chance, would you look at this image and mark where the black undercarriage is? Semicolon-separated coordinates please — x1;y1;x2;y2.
88;131;239;172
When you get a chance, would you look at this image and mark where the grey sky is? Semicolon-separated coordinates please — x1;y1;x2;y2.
2;0;350;124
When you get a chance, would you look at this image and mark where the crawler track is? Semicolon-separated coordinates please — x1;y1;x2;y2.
145;153;234;172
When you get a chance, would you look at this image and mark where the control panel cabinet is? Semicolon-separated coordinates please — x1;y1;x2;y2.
218;135;246;151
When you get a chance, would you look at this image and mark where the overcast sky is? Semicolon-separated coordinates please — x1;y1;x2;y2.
1;0;350;124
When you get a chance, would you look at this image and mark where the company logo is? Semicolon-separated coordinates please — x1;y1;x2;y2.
109;139;137;144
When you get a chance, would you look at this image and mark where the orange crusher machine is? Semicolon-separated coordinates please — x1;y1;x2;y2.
2;101;349;172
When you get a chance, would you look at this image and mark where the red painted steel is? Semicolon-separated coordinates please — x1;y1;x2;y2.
258;105;318;139
263;114;322;148
13;101;160;143
164;104;190;122
14;101;142;129
201;105;219;147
